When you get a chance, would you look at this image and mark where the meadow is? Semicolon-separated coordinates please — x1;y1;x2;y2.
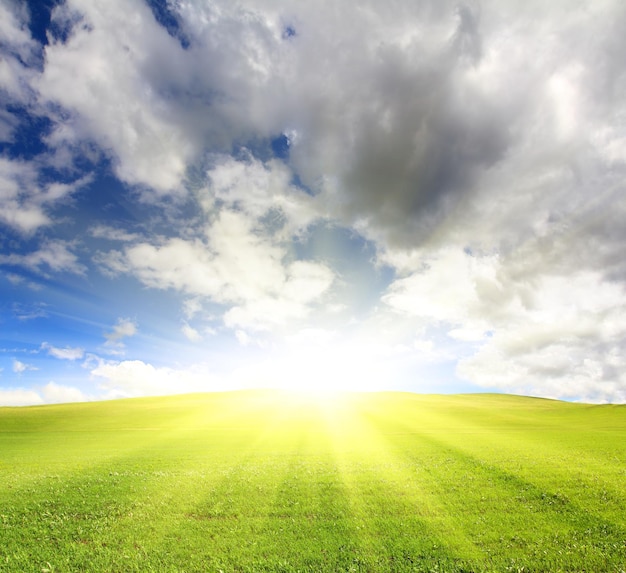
0;390;624;572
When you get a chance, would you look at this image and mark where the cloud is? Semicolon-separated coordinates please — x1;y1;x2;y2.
383;248;501;328
99;209;334;331
39;0;192;193
0;1;31;49
40;382;89;404
21;0;626;241
182;298;203;320
38;0;622;256
3;0;626;402
202;155;318;233
0;144;92;236
235;330;251;347
222;260;335;331
0;157;49;233
12;302;47;320
181;323;201;342
383;246;626;402
41;342;85;361
0;382;89;406
90;225;141;242
90;359;220;398
0;107;20;143
0;239;85;275
0;1;39;109
0;388;44;407
13;359;37;374
458;338;626;404
104;318;137;345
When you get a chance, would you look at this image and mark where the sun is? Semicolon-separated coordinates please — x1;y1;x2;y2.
269;339;384;396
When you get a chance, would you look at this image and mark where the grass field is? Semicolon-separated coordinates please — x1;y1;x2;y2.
0;390;625;572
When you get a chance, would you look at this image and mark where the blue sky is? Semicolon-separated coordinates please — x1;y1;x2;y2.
1;0;626;405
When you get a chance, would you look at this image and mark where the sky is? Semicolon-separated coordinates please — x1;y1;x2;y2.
1;0;626;405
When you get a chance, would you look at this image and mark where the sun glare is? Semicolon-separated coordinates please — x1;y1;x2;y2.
270;340;384;397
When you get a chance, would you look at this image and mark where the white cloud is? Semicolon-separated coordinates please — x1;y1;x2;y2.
203;155;318;233
447;327;489;343
40;382;89;404
381;243;626;402
182;298;203;320
458;340;626;404
0;1;38;106
0;157;49;233
0;388;44;407
41;342;85;361
39;0;192;193
90;359;221;398
235;330;251;346
13;359;37;374
0;2;35;55
0;156;92;235
104;318;137;344
223;260;334;331
0;108;19;143
90;225;141;242
0;383;89;406
0;239;85;275
99;209;334;332
181;323;202;342
382;248;503;328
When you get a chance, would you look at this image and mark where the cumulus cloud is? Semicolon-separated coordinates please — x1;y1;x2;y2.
222;260;335;331
40;381;90;404
39;0;193;193
0;3;94;233
454;271;626;402
104;318;137;345
99;208;334;331
202;155;318;234
0;388;44;407
90;359;220;398
384;247;626;401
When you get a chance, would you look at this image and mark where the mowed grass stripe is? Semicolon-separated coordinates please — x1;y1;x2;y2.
0;390;625;572
322;397;484;568
358;393;626;571
141;399;359;571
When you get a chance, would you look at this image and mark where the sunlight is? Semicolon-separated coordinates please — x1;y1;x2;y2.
271;339;385;396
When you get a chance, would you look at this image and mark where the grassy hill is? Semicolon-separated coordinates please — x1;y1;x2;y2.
0;390;625;572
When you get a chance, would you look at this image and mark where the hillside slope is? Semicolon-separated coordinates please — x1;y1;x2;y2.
1;391;625;572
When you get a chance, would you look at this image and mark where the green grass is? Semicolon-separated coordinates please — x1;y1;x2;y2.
0;390;625;572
